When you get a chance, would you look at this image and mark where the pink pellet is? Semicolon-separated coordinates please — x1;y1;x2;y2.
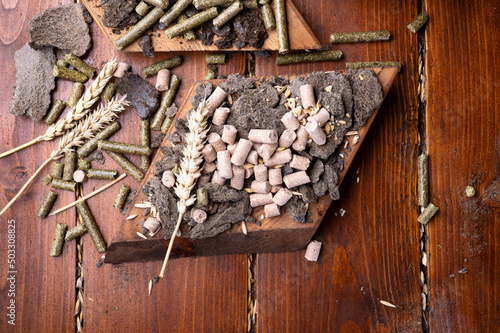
162;170;176;187
281;111;300;130
304;240;322;261
292;107;307;120
230;165;245;190
268;168;282;186
249;193;274;207
114;62;130;78
272;188;293;206
206;86;228;114
300;84;315;109
289;155;311;171
307;108;330;125
191;208;207;223
227;144;237;155
257;143;278;161
201;162;217;174
202;144;217;162
207;132;226;152
292;126;309;151
264;203;281;218
221;124;238;145
244;167;254;179
212;107;231;126
265;149;292;167
270;185;283;193
198;175;211;186
144;217;161;234
230;139;253;166
246;150;259;165
252;142;262;151
156;69;171;91
279;129;296;148
305;120;326;145
283;171;311;188
254;164;268;182
211;171;226;185
217;150;232;179
251;180;271;194
248;129;278;144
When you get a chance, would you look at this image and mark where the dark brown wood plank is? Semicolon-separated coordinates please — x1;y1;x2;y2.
425;1;500;331
254;0;422;331
0;1;76;332
80;19;248;332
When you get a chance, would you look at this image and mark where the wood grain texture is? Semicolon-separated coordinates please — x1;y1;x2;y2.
254;1;422;332
82;0;321;52
425;0;500;331
0;1;76;332
80;19;248;332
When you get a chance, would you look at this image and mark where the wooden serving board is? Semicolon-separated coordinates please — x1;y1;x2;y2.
82;0;321;52
104;67;398;263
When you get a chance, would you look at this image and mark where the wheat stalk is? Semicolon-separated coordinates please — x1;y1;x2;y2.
0;96;129;217
159;100;210;278
0;59;118;159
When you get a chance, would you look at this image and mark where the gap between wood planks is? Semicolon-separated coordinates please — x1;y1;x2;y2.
416;1;429;331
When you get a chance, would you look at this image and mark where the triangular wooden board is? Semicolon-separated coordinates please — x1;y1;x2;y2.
82;0;321;52
105;67;399;263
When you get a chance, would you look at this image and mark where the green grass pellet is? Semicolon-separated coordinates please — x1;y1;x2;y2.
42;175;53;186
57;59;68;67
87;169;119;180
98;140;152;156
51;178;77;192
105;151;145;182
259;0;270;4
67;82;85;108
205;53;226;65
274;0;289;54
51;162;64;179
101;82;116;102
136;1;152;16
203;70;216;80
151;74;180;130
193;0;232;10
165;7;218;39
113;184;131;210
221;0;257;8
143;0;169;9
276;50;343;66
63;151;77;181
142;55;183;77
64;224;88;242
261;4;276;30
50;223;67;257
76;201;107;253
53;65;88;83
177;13;197;41
417;154;429;207
115;7;165;50
407;11;428;33
139;119;151;172
161;117;174;134
44;99;66;126
159;0;193;27
346;61;402;71
329;30;391;44
196;187;209;207
64;53;95;78
417;203;439;225
37;190;58;219
77;122;121;158
77;159;91;171
213;1;243;28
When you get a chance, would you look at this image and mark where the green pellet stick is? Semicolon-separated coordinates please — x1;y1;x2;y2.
417;154;429;207
51;178;77;192
196;187;209;207
142;55;183;77
159;0;193;27
64;53;95;78
151;75;180;130
213;1;243;28
98;140;152;156
203;70;216;80
51;162;64;179
139;119;151;172
115;7;165;50
261;4;276;30
42;175;53;185
193;0;232;10
49;223;67;257
276;50;343;66
77;122;121;158
205;53;226;65
105;151;145;182
161;117;174;134
67;82;85;108
136;1;152;16
53;66;88;83
87;169;119;180
76;201;107;253
177;13;197;41
77;159;91;171
101;82;116;102
275;0;289;54
346;61;402;71
143;0;169;9
329;30;391;43
165;7;218;39
417;203;439;225
44;100;66;126
407;11;428;33
63;151;77;181
37;190;58;219
113;184;131;211
57;59;68;67
64;224;88;242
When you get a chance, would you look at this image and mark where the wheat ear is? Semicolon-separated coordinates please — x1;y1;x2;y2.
0;59;118;159
159;101;210;278
0;96;129;217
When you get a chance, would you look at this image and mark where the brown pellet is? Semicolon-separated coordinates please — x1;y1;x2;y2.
304;240;322;261
217;150;233;179
37;190;58;219
202;144;217;162
73;170;88;183
246;150;259;165
254;164;268;182
279;129;296;148
272;187;292;206
50;223;67;257
191;208;207;223
305;120;326;145
268;168;282;186
114;62;131;78
264;148;292;167
289;155;310;171
251;180;271;194
281;111;300;131
76;201;106;253
212;170;226;185
162;170;176;188
202;162;217;174
307;108;330;125
257;143;278;161
292;126;309;151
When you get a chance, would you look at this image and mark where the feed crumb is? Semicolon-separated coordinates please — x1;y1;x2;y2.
465;186;476;197
458;267;468;274
339;208;346;217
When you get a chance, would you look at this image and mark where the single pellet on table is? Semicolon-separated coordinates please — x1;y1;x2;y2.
143;56;183;77
105;151;145;182
329;30;391;43
44;100;66;126
276;50;343;66
205;53;227;65
151;75;180;130
264;203;281;218
98;140;152;156
113;184;131;211
49;223;67;257
76;201;107;253
63;151;77;181
36;190;58;219
156;69;171;91
77;122;121;158
206;86;228;114
304;240;322;261
139;119;151;172
64;224;88;242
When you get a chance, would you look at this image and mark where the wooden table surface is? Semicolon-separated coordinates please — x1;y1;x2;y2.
0;0;498;332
